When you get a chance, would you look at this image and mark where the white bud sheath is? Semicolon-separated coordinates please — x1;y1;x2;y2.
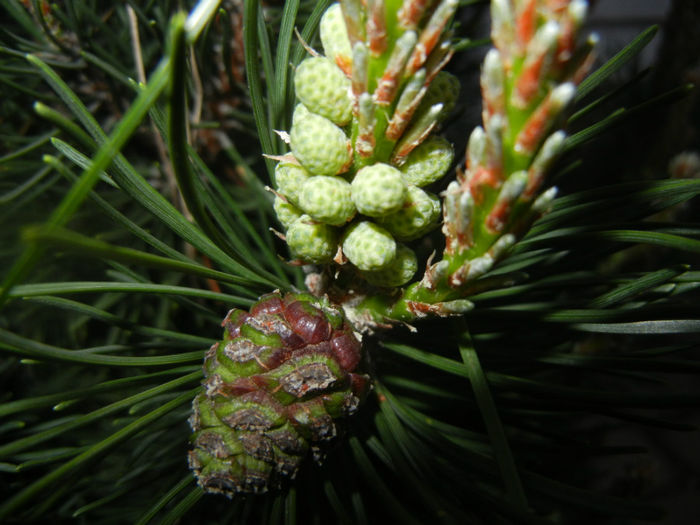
532;186;558;213
352;41;369;100
466;126;487;170
569;0;589;29
550;82;576;111
490;0;515;56
481;49;505;116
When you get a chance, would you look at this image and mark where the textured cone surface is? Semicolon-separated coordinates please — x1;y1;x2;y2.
290;112;351;176
189;293;369;496
275;162;311;206
362;244;418;287
342;221;397;271
400;136;454;187
418;71;460;121
351;163;407;218
286;215;338;264
292;102;312;126
273;196;302;228
299;175;355;226
380;185;441;241
294;57;352;126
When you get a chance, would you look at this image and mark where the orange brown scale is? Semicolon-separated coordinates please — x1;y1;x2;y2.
368;1;387;55
335;55;353;77
468;167;502;205
486;199;514;233
515;94;557;154
398;0;430;29
516;0;537;46
515;51;547;106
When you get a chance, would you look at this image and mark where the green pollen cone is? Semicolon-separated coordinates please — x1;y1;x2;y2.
286;215;338;264
290;112;351;176
342;221;397;271
295;57;352;126
299;175;356;226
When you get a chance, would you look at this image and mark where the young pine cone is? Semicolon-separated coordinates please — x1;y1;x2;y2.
188;292;369;496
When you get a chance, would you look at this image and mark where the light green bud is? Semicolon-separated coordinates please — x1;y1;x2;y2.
380;185;441;241
351;163;407;217
274;162;311;205
400;136;454;187
295;57;352;126
286;215;338;264
362;245;418;287
273;196;303;229
292;103;312;127
298;175;355;226
290;112;351;176
320;3;352;71
342;221;396;271
419;71;460;120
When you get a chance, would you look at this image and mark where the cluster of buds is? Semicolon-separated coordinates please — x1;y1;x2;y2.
189;293;369;495
448;0;594;251
272;1;460;288
433;0;595;294
336;0;596;326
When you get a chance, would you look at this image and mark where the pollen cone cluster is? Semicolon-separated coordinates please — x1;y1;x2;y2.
189;293;369;495
273;1;460;287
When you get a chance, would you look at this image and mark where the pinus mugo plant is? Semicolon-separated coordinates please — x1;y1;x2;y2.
1;0;700;523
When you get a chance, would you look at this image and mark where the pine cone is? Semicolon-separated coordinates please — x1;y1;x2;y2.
188;292;369;496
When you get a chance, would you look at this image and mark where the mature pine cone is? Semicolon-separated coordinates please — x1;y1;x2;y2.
188;292;369;495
